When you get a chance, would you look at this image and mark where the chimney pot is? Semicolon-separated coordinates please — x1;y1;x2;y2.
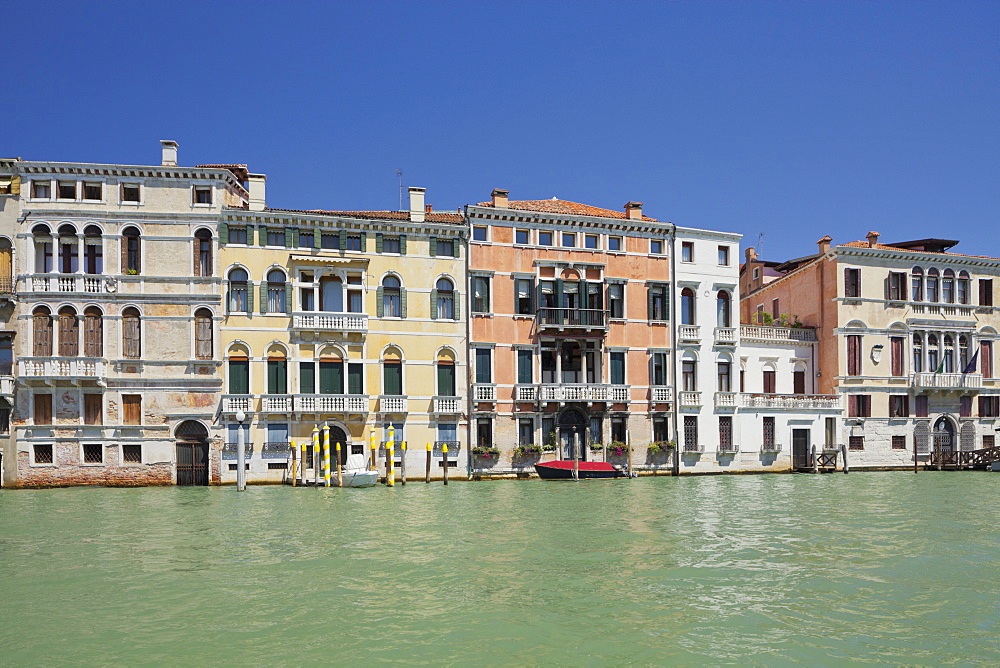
817;235;832;254
491;188;509;208
160;139;178;167
248;173;266;211
409;187;426;223
866;230;880;248
745;246;758;263
425;204;433;213
625;201;643;220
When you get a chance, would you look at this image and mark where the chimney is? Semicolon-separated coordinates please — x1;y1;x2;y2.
425;204;433;213
248;173;266;211
625;201;643;220
160;140;178;166
409;187;426;223
491;188;509;208
866;230;880;248
745;246;757;263
817;235;832;254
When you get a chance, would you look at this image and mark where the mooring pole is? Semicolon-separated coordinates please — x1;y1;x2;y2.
335;442;343;487
442;444;449;485
841;442;849;474
290;440;297;486
299;440;306;486
572;433;579;481
386;426;395;487
369;429;377;471
914;444;919;474
811;444;819;474
322;423;331;487
400;441;407;485
312;427;320;487
425;442;432;483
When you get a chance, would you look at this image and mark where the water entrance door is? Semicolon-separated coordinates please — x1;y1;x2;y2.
330;426;348;466
792;429;811;469
176;420;209;486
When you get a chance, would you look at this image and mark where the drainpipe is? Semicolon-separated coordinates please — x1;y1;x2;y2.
670;225;680;477
463;206;473;480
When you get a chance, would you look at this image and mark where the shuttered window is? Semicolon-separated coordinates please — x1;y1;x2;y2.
437;363;456;396
300;362;315;394
122;394;141;425
195;309;212;360
348;363;364;395
122;308;141;359
84;309;103;357
793;370;805;394
34;394;52;425
267;359;288;394
844;268;860;298
762;370;776;394
518;350;534;384
84;394;102;425
610;352;625;385
983;342;993;378
475;349;492;384
194;229;212;277
58;309;79;357
890;336;904;376
383;361;403;395
888;395;909;418
847;335;861;376
319;360;344;394
228;358;249;394
33;310;53;356
915;395;929;418
122;228;140;274
980;279;994;306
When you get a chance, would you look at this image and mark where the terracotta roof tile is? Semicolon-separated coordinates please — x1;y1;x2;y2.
477;198;658;222
838;241;999;260
265;208;464;224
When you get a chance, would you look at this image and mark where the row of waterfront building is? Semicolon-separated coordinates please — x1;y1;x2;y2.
0;140;997;487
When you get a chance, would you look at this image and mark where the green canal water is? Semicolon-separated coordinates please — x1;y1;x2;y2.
2;472;999;665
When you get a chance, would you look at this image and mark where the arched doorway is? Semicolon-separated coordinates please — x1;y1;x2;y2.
559;409;588;461
330;425;349;465
176;420;209;486
933;417;955;464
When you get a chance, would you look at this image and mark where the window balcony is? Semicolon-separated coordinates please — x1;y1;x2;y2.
682;442;704;453
295;394;369;413
608;385;630;403
222;442;254;460
434;441;461;455
261;394;293;412
536;308;608;333
291;312;368;334
19;357;106;384
741;394;841;410
739;325;817;342
433;396;462;414
538;383;610;403
221;395;254;413
714;327;737;346
679;391;701;407
717;443;739;453
760;443;783;453
379;395;407;413
262;442;291;459
25;274;116;294
0;277;13;297
650;386;673;404
473;384;496;402
715;392;738;408
678;325;700;342
911;372;982;390
515;385;537;402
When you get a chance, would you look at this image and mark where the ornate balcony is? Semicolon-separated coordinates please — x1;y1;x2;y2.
295;394;369;413
608;385;630;403
536;308;608;333
911;372;982;390
678;325;700;342
739;325;817;342
515;385;537;402
715;392;738;408
473;384;496;402
260;394;293;412
433;441;461;455
221;395;253;413
650;386;673;404
379;395;407;413
538;383;610;403
291;312;368;334
741;394;840;410
679;391;702;407
714;327;737;345
222;442;254;460
19;357;106;384
24;274;117;295
433;396;462;414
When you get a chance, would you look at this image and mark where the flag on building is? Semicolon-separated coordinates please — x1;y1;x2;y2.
934;359;946;374
962;349;980;374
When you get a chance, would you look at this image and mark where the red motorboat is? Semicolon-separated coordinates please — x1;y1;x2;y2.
534;460;633;480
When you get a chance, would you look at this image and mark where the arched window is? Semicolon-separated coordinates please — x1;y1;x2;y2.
957;270;970;305
383;347;403;396
911;266;923;301
959;335;970;371
380;276;403;318
913;333;923;373
927;333;939;371
266;269;287;313
57;306;79;357
266;348;287;395
228;268;249;313
121;226;141;275
83;225;103;275
195;308;213;360
681;288;696;325
0;238;11;295
942;269;955;304
194;229;212;277
437;349;456;396
434;278;455;320
32;306;53;357
926;268;939;303
716;290;731;328
83;306;103;357
122;307;141;359
944;335;955;373
227;347;250;394
32;224;53;274
57;224;79;274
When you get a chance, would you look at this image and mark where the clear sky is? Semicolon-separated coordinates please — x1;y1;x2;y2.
5;1;998;261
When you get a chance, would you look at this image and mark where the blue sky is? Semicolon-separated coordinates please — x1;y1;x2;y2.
5;1;997;260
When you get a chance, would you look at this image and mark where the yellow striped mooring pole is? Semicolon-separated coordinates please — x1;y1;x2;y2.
322;423;331;487
400;441;407;485
312;427;320;487
425;442;432;483
442;443;449;485
290;439;297;486
299;440;306;486
369;429;377;471
386;426;395;487
336;441;343;487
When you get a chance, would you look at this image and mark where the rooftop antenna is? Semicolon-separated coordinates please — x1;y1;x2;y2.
394;169;403;211
757;232;764;257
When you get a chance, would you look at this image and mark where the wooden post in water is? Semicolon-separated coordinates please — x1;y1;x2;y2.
442;444;449;485
386;426;395;487
914;444;919;473
312;427;320;486
572;433;579;481
400;441;407;485
322;423;331;487
299;440;307;486
290;440;297;486
425;442;432;483
335;442;343;487
627;436;633;477
841;442;849;474
811;444;818;474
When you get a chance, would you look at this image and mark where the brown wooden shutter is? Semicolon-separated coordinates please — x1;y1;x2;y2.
845;268;851;297
34;394;52;424
890;337;904;376
123;395;141;425
915;395;928;417
982;341;993;378
84;313;103;357
793;370;805;394
123;313;140;358
84;394;102;425
847;335;860;376
193;238;201;277
763;370;775;394
59;313;79;357
33;313;52;356
195;313;212;360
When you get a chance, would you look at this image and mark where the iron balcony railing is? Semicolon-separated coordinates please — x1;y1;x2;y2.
222;442;254;459
536;308;608;329
434;441;461;455
682;442;704;453
262;442;291;458
717;443;739;453
760;442;783;453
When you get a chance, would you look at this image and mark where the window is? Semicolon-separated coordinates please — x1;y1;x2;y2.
608;283;624;319
752;267;760;281
763;417;775;448
718;246;730;266
913;333;923;373
122;307;141;358
610;416;627;444
228;355;249;394
844;268;860;298
584;234;598;249
83;307;103;358
926;269;939;302
889;395;909;418
848;395;871;418
770;298;779;319
33;444;53;464
319;232;338;250
475;348;492;384
517;349;533;384
122;444;142;463
681;242;693;262
34;394;52;425
227;225;247;245
195;308;213;360
681;360;696;391
680;288;695;325
120;183;140;203
476;418;493;447
825;417;837;446
266;270;288;313
793;369;806;394
960;395;972;418
266;355;288;395
684;416;698;449
380;276;403;318
650;239;663;254
83;444;103;464
192;229;212;277
762;369;776;394
717;291;731;328
515;229;530;245
888;271;906;301
849;436;865;451
983;341;993;378
890;336;904;376
718;362;731;392
345;234;362;251
437;423;457;447
652;417;668;443
437;358;456;397
32;180;51;199
847;334;862;376
33;307;53;356
562;232;576;248
122;226;141;274
472;276;491;313
58;307;79;357
122;394;141;425
386;235;404;254
293;229;312;248
652;352;668;386
915;395;929;418
83;225;103;274
984;435;996;449
979;396;1000;418
980;279;994;306
432;278;456;320
473;226;488;242
942;269;955;303
608;236;622;252
383;357;403;396
57;180;77;200
514;277;534;315
892;436;907;450
83;182;102;200
719;417;733;450
648;284;668;321
434;238;456;257
33;224;53;273
957;271;970;304
228;268;250;312
911;267;923;301
519;419;535;446
193;185;212;205
538;231;553;246
58;224;79;274
609;351;625;385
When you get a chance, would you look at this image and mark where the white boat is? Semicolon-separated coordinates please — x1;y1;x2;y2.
341;454;379;487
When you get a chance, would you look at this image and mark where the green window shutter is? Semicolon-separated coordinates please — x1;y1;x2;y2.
611;353;625;385
259;226;267;246
429;236;437;257
219;222;229;245
376;233;384;254
314;229;322;249
362;232;369;252
285;227;294;248
300;362;315;394
430;289;438;319
400;288;407;318
529;279;535;312
452;238;460;258
438;364;456;396
246;281;254;312
384;362;402;395
400;235;407;255
229;360;249;394
338;230;346;249
259;282;268;314
376;287;384;317
647;287;655;320
284;284;292;314
267;360;287;394
517;350;532;384
320;361;344;394
247;224;256;245
555;280;563;322
453;291;460;319
348;363;364;394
